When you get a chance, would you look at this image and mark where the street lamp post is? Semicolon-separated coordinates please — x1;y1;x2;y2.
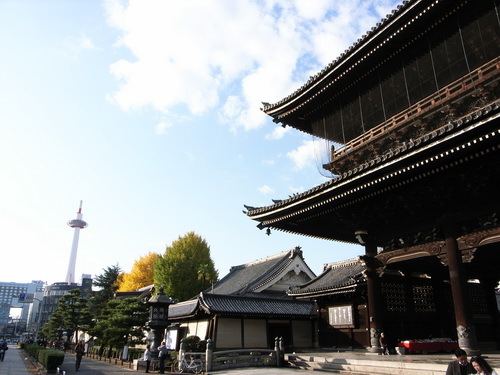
32;297;43;342
146;286;172;358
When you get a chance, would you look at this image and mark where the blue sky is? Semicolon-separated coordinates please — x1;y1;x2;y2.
0;0;400;285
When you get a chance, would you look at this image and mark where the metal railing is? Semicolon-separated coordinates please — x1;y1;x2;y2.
332;57;500;161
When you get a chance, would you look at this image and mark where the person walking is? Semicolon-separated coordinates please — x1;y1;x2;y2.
143;344;152;373
379;332;389;355
446;349;476;375
75;340;85;371
471;356;498;375
0;339;8;361
158;341;169;374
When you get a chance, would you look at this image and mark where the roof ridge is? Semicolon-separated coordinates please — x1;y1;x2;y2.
262;0;416;112
324;257;363;270
231;246;302;270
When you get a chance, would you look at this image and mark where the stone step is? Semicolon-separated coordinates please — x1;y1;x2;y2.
287;355;449;375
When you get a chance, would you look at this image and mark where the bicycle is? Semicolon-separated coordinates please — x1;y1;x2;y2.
175;354;203;373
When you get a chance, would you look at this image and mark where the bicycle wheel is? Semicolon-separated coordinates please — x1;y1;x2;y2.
176;359;185;373
170;359;179;372
193;360;203;374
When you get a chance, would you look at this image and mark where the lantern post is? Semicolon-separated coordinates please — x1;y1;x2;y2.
146;286;172;358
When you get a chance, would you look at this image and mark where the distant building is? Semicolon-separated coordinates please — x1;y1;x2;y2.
39;274;93;328
26;290;44;337
0;280;44;335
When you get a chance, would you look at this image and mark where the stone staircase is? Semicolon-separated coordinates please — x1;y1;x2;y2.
286;354;449;375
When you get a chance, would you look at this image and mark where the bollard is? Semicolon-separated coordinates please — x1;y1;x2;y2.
279;337;285;366
206;338;213;372
179;338;185;363
275;337;282;367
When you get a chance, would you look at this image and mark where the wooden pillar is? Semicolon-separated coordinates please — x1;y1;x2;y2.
357;230;383;353
441;215;479;354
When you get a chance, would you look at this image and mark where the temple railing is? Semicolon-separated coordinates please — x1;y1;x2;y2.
329;57;500;164
210;349;278;371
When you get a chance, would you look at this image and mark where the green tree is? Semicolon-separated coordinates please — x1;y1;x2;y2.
154;232;218;301
41;289;92;342
88;297;148;350
89;264;121;317
41;308;65;340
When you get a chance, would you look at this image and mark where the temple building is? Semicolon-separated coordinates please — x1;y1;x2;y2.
166;247;318;350
245;0;499;353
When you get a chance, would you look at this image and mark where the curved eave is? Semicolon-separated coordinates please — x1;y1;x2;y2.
289;259;366;298
168;299;201;320
199;293;317;318
263;0;434;127
289;284;362;299
246;103;500;242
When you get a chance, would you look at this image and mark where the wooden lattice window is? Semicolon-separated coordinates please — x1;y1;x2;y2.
469;283;489;314
382;282;407;312
413;285;436;313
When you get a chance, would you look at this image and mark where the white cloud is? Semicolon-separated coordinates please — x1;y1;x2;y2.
265;125;290;140
258;185;275;195
60;34;97;59
287;139;316;170
154;121;173;135
78;35;96;50
105;0;400;130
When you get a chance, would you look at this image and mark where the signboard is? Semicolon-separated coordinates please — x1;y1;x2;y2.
166;329;178;350
328;305;354;327
18;293;34;303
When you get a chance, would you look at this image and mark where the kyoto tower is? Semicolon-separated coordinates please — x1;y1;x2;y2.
65;201;88;284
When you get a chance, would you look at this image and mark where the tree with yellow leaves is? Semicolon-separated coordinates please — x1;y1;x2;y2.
117;252;159;292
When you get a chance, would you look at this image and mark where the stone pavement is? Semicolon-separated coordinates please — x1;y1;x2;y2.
46;350;500;375
293;349;500;367
0;346;34;375
6;345;500;375
56;354;303;375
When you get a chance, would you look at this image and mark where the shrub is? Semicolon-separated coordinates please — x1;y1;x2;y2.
23;343;64;371
38;349;64;371
182;336;207;352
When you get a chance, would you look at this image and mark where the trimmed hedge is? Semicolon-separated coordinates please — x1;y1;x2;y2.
23;343;65;371
88;345;144;361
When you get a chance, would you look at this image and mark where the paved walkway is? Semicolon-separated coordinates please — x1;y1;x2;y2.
0;346;34;375
56;355;303;375
5;345;500;375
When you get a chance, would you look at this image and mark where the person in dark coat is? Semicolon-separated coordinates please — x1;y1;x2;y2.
379;332;389;355
75;340;85;371
158;341;169;374
446;349;476;375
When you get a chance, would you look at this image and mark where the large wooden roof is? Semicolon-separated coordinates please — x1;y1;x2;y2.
208;246;315;297
262;0;470;136
168;292;317;319
246;0;500;285
246;102;500;250
288;258;366;299
168;247;318;319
